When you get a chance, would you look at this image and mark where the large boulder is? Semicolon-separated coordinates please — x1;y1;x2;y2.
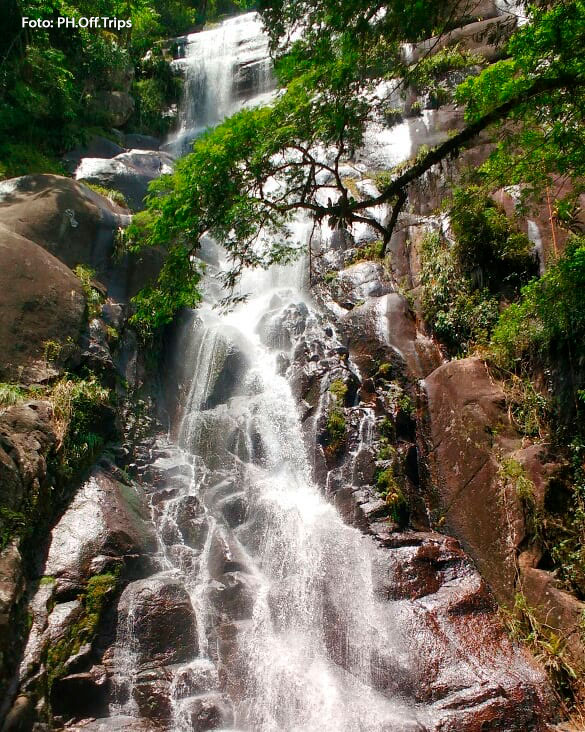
423;357;524;604
0;175;129;285
0;227;86;382
44;465;157;593
90;91;135;128
75;150;174;211
0;174;163;302
116;576;198;666
63;135;126;171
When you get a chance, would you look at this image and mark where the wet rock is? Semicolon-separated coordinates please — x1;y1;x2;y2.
124;134;160;151
75;151;173;211
184;693;234;731
64;136;125;170
64;716;159;732
0;227;86;382
116;576;198;665
342;294;442;381
50;665;109;717
44;465;157;590
335;261;393;304
208;571;257;622
133;667;172;721
174;495;208;549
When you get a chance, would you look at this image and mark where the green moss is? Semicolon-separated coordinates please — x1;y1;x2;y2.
82;182;129;209
45;570;120;693
73;265;104;320
329;379;348;405
324;271;338;283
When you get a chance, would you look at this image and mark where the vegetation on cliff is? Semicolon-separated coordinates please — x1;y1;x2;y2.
0;0;257;176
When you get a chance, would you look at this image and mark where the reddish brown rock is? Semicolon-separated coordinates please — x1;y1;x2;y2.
423;357;524;605
0;226;86;382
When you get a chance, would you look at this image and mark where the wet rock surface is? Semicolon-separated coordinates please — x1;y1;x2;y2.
75;150;174;210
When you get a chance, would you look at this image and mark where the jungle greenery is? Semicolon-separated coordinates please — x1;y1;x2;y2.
0;0;256;176
126;0;585;328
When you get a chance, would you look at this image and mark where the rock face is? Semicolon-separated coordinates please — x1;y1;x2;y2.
423;357;585;666
75;150;174;210
90;91;135;128
0;174;129;285
0;227;86;382
423;357;521;603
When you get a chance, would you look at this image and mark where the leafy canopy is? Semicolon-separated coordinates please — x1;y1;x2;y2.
130;0;585;330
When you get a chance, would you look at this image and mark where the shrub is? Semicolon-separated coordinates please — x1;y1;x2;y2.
329;379;348;404
450;186;536;294
325;407;346;455
73;265;104;320
419;230;499;355
82;182;129;209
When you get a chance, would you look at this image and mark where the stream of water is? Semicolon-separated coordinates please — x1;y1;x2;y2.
110;13;429;731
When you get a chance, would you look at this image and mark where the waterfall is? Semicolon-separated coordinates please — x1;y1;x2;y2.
130;15;427;729
102;13;546;732
168;13;274;155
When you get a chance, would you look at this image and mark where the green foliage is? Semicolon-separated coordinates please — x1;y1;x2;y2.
378;416;395;442
419;230;500;355
130;244;203;337
325;407;346;456
499;457;542;537
456;1;585;206
0;142;64;180
545;437;585;599
0;383;27;409
450;186;535;293
329;379;348;404
413;43;481;82
82;182;128;209
73;264;104;320
347;239;384;265
375;466;408;523
129;48;183;136
50;375;111;478
491;238;585;371
502;592;578;698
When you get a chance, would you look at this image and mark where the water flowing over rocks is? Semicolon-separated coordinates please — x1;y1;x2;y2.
75;151;174;211
0;7;573;731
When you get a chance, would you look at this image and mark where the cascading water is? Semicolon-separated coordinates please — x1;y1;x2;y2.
102;13;547;732
168;13;274;155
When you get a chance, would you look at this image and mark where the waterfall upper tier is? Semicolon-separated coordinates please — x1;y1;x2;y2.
168;13;275;156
